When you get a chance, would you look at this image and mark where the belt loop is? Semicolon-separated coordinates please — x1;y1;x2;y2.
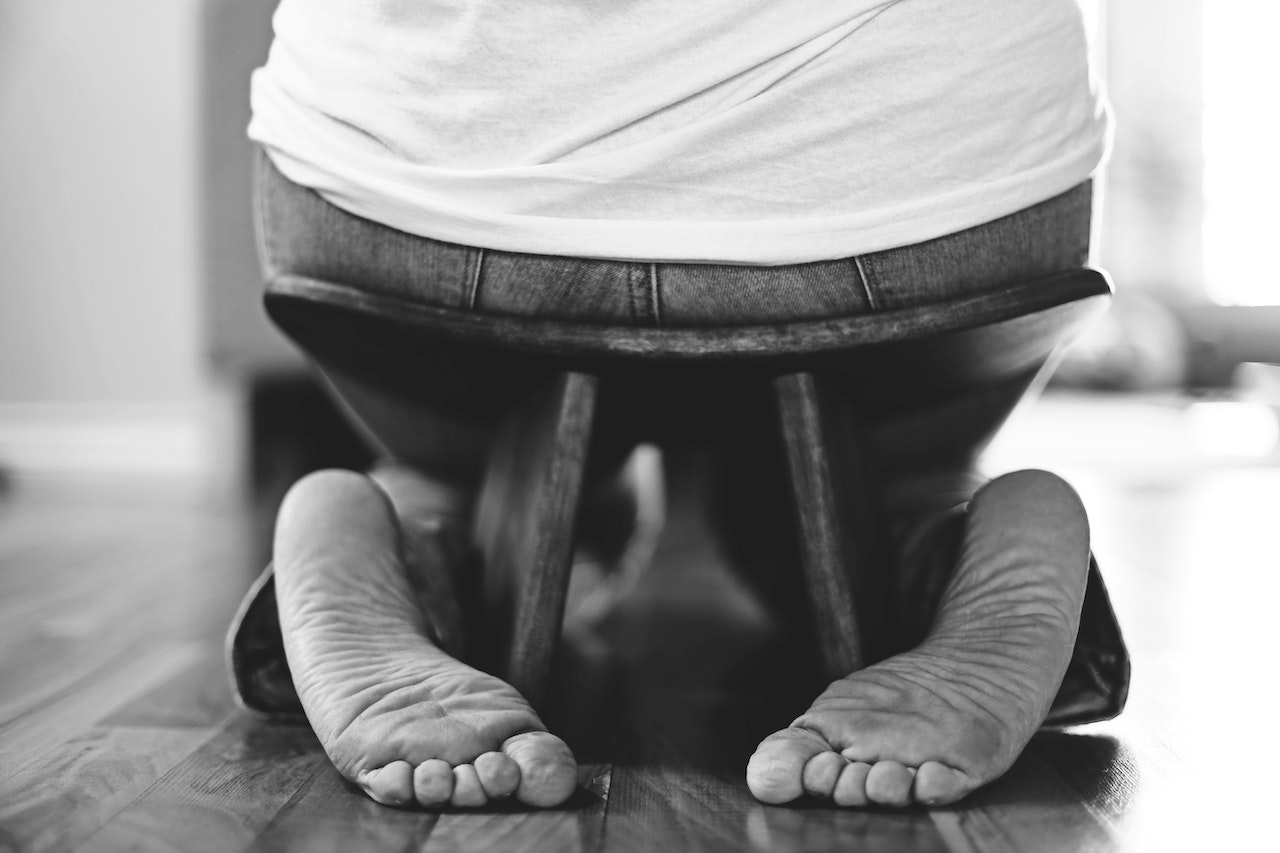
852;256;878;312
649;263;663;326
467;247;486;310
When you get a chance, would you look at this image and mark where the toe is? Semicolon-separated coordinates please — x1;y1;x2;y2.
451;764;488;808
413;758;454;806
746;727;831;805
832;761;872;807
503;732;577;807
475;751;520;800
359;761;414;806
866;761;915;807
802;752;847;800
914;761;977;806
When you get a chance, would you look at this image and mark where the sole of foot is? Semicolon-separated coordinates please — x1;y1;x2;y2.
273;468;578;808
746;470;1090;807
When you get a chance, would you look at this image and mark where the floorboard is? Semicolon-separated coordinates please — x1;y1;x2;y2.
80;717;325;853
0;727;210;853
246;761;442;853
1;394;1277;850
0;646;200;780
102;652;241;730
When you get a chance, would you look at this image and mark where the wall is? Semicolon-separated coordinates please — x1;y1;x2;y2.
0;0;288;486
1099;0;1204;296
202;0;295;377
0;0;203;404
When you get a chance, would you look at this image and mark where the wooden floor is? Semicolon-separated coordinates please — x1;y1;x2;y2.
2;393;1279;852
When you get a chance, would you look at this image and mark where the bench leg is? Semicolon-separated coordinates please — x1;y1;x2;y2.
473;371;599;713
773;372;888;681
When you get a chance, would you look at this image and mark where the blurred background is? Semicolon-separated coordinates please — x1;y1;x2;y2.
0;0;1278;504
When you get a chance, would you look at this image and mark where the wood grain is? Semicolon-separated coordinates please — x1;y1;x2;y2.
0;645;200;781
0;726;209;853
247;761;440;853
266;270;1111;361
424;776;607;853
928;743;1118;853
245;752;609;853
79;717;325;853
473;372;598;712
773;372;870;677
6;390;1274;851
102;652;239;730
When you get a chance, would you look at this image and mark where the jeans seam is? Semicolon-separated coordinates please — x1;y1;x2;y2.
628;264;646;323
649;264;663;326
852;255;878;311
467;247;485;310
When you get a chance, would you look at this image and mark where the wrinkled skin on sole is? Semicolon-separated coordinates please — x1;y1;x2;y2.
273;469;578;809
747;470;1091;807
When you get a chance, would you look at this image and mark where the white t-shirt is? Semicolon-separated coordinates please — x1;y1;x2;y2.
249;0;1108;265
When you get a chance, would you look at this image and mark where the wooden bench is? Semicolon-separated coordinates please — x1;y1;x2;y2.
251;267;1126;725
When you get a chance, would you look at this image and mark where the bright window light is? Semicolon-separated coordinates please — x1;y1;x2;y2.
1186;402;1280;458
1203;4;1280;306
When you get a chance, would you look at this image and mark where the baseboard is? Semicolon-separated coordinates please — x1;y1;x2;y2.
0;390;247;498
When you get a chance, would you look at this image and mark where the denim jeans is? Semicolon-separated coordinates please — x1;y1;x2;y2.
255;148;1090;484
257;150;1092;329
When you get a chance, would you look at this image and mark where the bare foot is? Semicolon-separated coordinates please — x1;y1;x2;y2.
747;470;1090;807
273;469;577;808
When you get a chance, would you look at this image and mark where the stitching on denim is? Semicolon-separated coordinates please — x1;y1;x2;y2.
852;256;878;311
629;264;645;322
467;248;485;310
649;264;663;326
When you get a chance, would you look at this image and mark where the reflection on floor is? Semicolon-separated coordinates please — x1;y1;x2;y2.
1;391;1277;852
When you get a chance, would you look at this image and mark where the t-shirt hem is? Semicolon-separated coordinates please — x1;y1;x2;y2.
259;135;1106;266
